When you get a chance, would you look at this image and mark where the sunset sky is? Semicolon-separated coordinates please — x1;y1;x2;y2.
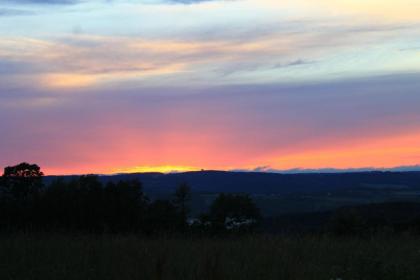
1;0;420;175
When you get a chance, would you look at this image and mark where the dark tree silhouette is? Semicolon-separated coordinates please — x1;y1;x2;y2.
41;178;79;230
0;163;44;230
146;200;180;233
104;179;149;233
0;163;263;235
1;162;44;200
173;182;191;226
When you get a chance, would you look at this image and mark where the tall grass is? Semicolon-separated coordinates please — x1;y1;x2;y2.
1;233;420;280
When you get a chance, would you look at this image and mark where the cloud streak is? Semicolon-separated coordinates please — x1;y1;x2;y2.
1;17;418;90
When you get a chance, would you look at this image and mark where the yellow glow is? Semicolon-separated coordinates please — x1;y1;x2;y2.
42;74;97;88
41;63;185;89
112;165;201;174
261;0;420;21
323;0;420;21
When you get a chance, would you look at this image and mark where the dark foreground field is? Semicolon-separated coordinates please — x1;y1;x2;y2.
1;234;420;280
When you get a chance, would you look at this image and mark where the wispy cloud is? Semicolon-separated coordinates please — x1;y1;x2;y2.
1;16;418;89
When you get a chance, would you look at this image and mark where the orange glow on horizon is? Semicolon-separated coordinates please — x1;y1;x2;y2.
41;130;420;176
265;131;420;170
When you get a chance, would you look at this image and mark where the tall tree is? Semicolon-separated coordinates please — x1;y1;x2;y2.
173;182;191;223
0;163;44;230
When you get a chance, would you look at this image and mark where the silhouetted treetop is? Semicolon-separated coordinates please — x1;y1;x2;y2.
1;162;44;200
3;163;44;179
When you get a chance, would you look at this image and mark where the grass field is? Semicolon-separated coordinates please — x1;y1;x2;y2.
1;234;420;280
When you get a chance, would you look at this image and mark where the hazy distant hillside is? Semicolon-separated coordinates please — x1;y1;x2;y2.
44;171;420;216
45;171;420;195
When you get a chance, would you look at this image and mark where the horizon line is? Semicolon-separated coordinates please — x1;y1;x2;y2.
42;165;420;177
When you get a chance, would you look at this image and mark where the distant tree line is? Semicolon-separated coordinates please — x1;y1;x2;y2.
6;162;420;237
0;163;261;234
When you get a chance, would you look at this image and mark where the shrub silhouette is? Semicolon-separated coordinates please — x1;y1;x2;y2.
209;193;261;232
328;209;368;236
